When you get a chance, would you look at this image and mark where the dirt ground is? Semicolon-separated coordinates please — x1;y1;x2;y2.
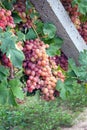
62;108;87;130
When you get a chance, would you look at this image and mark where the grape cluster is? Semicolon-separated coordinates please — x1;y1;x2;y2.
61;0;81;29
23;39;65;100
14;0;32;29
81;22;87;43
49;52;68;71
14;0;26;13
49;57;65;82
61;0;87;44
0;8;15;30
1;53;12;67
0;8;14;68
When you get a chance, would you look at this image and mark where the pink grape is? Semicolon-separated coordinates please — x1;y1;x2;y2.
0;8;15;30
23;39;65;101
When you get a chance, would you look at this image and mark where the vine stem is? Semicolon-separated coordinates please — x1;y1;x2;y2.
32;24;40;39
10;65;14;79
65;76;78;79
0;1;5;9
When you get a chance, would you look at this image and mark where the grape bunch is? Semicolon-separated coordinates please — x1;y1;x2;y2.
81;22;87;43
1;53;12;68
49;57;65;82
0;8;15;30
61;0;87;44
49;52;68;71
23;39;65;100
14;0;32;29
61;0;81;30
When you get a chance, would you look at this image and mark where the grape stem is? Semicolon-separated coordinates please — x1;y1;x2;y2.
10;65;14;79
0;1;5;9
32;24;40;39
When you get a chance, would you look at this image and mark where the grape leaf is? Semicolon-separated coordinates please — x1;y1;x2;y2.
56;79;75;100
0;80;8;104
17;31;25;41
15;69;24;79
43;23;56;39
25;28;37;40
74;50;87;81
80;15;87;23
79;50;87;66
8;89;17;106
26;0;33;11
35;20;44;34
9;79;24;100
46;44;59;56
0;30;25;68
12;12;22;24
46;37;63;56
7;49;25;68
2;0;16;10
72;0;87;15
67;50;87;83
54;37;63;47
68;58;78;76
0;65;9;81
79;4;87;15
77;66;87;81
56;80;67;100
0;31;17;54
64;79;76;93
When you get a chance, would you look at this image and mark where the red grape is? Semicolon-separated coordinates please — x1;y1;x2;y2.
23;39;65;100
0;8;15;30
61;0;87;44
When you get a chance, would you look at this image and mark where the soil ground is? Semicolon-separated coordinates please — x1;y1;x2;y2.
62;108;87;130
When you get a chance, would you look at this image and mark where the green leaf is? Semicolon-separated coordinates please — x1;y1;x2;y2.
68;58;78;76
54;37;63;46
43;23;56;39
80;15;87;23
64;79;76;93
26;0;33;11
25;28;37;40
75;50;87;81
72;0;87;15
12;12;22;24
0;65;9;81
15;69;24;79
7;49;25;69
0;80;8;104
56;80;67;100
76;65;87;81
67;50;87;82
0;65;9;76
46;44;59;56
79;50;87;66
35;20;44;34
2;0;16;10
0;30;25;68
8;89;17;106
56;79;75;100
9;79;24;100
78;4;87;15
72;0;78;7
17;31;25;41
0;31;17;54
46;37;63;56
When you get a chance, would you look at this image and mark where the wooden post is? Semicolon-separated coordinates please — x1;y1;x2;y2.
30;0;87;64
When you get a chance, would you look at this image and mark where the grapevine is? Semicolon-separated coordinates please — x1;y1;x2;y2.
0;0;87;105
0;0;67;105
